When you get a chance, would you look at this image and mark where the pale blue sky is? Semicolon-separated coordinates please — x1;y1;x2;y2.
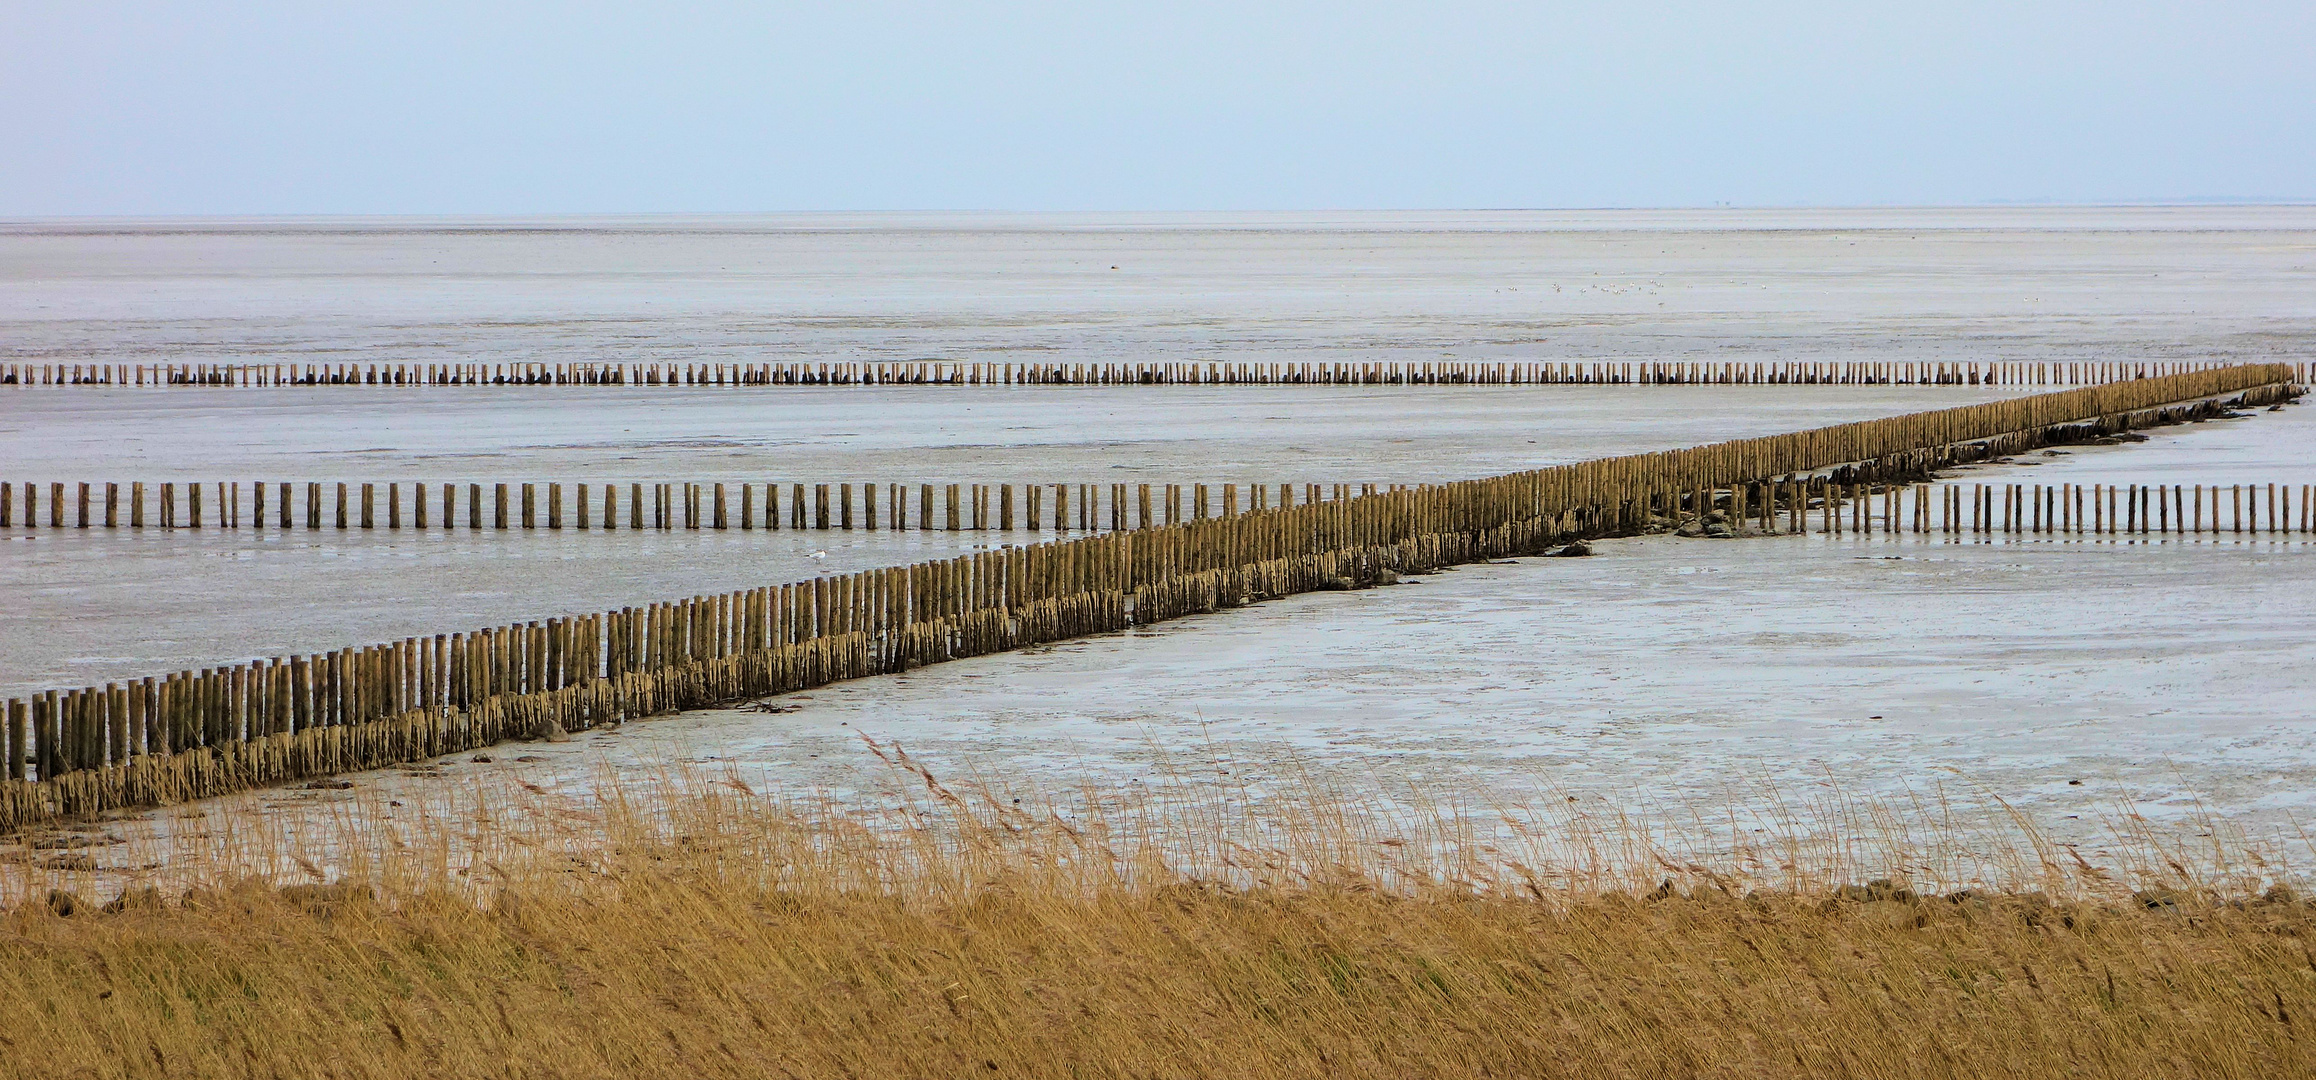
3;1;2309;215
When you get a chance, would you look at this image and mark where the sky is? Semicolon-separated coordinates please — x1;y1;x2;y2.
2;1;2310;215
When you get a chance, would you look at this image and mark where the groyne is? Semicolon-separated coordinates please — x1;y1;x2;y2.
7;358;2306;389
0;480;1394;534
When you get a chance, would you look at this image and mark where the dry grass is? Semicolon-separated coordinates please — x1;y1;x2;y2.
2;757;2313;1079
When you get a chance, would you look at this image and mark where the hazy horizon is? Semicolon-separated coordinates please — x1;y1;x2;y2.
5;203;2316;232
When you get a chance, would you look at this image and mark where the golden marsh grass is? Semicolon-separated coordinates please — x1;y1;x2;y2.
1;756;2311;1078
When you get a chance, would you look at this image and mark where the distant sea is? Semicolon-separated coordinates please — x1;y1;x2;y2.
2;207;2312;370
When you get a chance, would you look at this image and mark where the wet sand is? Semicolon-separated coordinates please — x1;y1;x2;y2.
2;392;2302;715
74;521;2310;869
41;402;2308;857
2;385;2022;695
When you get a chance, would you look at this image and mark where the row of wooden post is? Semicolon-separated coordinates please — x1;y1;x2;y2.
1799;481;2314;537
9;359;2303;390
0;480;1407;533
0;365;2296;814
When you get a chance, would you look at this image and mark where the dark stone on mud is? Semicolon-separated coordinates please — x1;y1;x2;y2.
1703;522;1735;538
1544;540;1594;557
104;886;167;914
305;778;354;790
1865;878;1916;903
45;889;84;917
2135;888;2189;910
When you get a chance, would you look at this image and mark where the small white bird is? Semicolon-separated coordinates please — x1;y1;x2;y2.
808;550;828;560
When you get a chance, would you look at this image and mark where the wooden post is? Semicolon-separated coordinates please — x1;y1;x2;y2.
33;691;52;780
496;483;510;529
550;483;564;529
5;698;21;780
107;681;128;764
521;483;536;528
361;482;376;529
